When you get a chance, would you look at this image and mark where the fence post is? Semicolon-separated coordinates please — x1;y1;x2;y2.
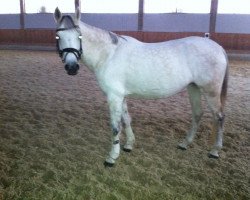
20;0;25;29
138;0;144;31
75;0;81;10
209;0;218;33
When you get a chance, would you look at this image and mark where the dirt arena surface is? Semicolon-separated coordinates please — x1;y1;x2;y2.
0;50;249;199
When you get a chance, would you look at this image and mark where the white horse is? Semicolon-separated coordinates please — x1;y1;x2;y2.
54;8;228;167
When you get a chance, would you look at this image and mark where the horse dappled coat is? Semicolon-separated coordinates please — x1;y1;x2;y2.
54;7;228;167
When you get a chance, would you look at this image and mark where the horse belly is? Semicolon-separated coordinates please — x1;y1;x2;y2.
125;65;192;98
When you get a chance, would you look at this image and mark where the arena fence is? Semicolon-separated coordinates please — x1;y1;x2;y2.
1;29;250;51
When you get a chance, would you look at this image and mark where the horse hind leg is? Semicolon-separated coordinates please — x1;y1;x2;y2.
122;100;135;152
178;83;203;150
208;55;228;158
204;93;225;158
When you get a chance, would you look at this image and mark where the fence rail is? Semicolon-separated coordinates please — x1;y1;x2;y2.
1;29;250;51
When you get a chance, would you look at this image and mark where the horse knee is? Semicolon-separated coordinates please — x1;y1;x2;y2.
217;112;225;122
112;125;121;136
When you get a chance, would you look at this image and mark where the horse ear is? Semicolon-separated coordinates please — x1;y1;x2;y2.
75;7;81;21
54;7;62;22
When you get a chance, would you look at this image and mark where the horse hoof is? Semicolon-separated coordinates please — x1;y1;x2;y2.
208;149;220;159
208;153;219;159
177;144;187;151
104;161;115;167
123;148;132;153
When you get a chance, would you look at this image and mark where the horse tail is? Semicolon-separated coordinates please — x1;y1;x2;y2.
220;51;229;111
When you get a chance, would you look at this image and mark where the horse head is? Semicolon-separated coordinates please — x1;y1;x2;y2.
54;7;82;75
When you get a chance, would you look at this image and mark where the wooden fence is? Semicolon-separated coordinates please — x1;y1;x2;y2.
1;29;250;51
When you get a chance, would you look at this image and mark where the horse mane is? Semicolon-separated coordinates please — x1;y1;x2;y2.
109;32;119;44
109;32;127;45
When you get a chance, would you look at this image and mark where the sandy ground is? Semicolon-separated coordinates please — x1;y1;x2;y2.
0;50;249;200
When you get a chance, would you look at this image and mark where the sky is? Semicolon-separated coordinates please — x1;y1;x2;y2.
1;0;250;14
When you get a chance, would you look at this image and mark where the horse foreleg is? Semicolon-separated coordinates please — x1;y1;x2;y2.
122;100;135;152
178;84;203;150
104;95;124;167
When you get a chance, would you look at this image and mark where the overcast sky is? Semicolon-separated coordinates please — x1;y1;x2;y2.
1;0;250;14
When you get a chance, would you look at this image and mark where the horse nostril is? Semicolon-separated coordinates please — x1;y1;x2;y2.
65;64;70;71
76;64;80;70
64;64;79;75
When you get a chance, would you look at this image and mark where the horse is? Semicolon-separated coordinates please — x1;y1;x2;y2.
54;7;229;167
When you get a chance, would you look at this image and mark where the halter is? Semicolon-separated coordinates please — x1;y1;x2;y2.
55;24;83;63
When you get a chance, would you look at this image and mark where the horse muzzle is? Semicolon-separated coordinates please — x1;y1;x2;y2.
65;63;79;75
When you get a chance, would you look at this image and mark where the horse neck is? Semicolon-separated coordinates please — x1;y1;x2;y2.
79;22;117;72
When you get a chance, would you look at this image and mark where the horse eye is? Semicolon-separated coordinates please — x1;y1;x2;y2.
78;35;82;39
55;36;60;40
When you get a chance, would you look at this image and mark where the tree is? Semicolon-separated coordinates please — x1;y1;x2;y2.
39;6;47;13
